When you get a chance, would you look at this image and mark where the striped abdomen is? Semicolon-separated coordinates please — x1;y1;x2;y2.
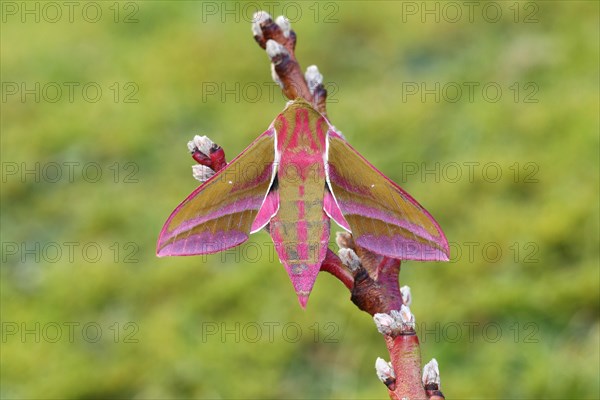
270;103;330;305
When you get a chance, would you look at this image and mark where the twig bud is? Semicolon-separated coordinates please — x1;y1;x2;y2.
422;358;441;388
192;165;215;183
338;248;361;272
251;11;271;38
188;135;215;156
305;65;323;96
375;357;396;390
275;15;291;38
188;134;226;172
266;39;288;61
373;313;400;336
398;304;416;329
400;285;412;306
335;231;354;250
390;305;415;332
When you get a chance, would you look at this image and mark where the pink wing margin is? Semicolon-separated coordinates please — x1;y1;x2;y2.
325;129;449;261
157;128;277;257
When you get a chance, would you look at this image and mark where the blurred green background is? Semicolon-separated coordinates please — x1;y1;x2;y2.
2;1;598;399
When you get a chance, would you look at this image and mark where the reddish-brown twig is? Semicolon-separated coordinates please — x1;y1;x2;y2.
252;12;328;116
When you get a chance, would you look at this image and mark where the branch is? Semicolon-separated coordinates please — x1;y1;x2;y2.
336;236;442;399
252;12;328;117
320;249;354;290
187;136;227;183
374;306;426;400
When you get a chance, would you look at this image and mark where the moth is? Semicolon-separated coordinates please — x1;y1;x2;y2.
157;98;449;307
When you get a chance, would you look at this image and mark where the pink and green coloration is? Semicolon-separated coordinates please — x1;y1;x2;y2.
157;99;449;307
